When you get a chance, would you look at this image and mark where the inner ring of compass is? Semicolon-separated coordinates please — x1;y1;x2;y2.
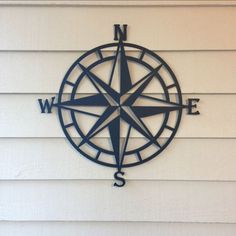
68;54;178;155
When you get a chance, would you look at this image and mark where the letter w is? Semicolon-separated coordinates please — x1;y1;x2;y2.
38;96;55;113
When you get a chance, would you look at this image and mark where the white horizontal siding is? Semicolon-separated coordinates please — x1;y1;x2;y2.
1;221;236;236
0;138;236;181
2;1;236;7
1;51;236;93
0;1;235;234
1;180;236;222
0;6;236;50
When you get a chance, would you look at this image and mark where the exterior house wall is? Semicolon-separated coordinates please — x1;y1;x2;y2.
0;1;236;235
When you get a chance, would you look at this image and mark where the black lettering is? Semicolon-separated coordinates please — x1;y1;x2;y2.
38;96;56;113
187;98;200;115
114;24;128;41
114;171;126;187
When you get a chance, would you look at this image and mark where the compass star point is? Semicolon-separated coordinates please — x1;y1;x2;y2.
121;64;163;106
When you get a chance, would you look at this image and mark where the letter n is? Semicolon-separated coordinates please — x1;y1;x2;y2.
114;24;128;41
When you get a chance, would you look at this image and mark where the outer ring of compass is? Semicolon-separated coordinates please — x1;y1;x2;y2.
58;43;182;167
61;44;182;152
58;42;183;168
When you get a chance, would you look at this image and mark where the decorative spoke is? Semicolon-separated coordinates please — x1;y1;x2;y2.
59;94;109;107
120;108;154;141
55;104;101;117
119;125;132;168
108;116;120;167
78;63;120;104
108;42;120;86
140;94;182;107
122;65;162;106
131;105;182;117
78;106;118;147
130;107;162;148
119;40;132;95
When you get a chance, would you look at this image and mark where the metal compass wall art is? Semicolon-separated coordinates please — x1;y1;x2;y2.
38;25;200;187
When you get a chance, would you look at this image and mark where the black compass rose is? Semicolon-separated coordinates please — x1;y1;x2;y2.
38;24;200;187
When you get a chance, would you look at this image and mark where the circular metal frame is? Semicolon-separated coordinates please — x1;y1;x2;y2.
58;42;183;168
